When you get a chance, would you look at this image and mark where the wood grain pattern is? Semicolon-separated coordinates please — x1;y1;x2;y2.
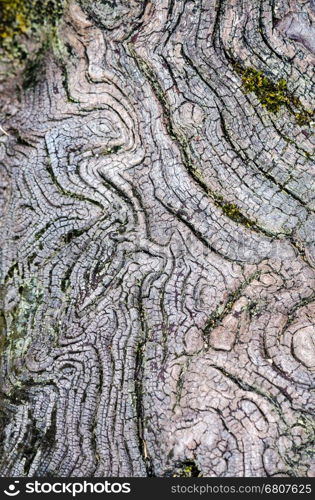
0;0;314;477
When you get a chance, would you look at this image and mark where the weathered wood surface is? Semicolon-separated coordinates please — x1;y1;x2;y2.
0;0;314;477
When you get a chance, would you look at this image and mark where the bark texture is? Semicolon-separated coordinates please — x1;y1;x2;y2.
0;0;315;477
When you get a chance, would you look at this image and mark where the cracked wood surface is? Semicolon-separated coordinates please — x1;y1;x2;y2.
0;0;315;477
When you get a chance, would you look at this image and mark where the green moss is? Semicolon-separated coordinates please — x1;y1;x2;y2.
0;1;29;41
0;0;65;62
170;461;201;478
221;201;255;228
237;65;289;112
295;109;315;126
234;63;314;126
190;168;255;227
182;465;194;476
0;0;64;40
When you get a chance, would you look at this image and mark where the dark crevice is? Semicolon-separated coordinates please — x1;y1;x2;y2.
203;271;260;336
134;290;155;477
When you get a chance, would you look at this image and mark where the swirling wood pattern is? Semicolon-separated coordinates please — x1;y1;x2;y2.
0;0;314;477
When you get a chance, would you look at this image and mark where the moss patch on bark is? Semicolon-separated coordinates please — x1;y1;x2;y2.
234;63;314;127
0;0;65;62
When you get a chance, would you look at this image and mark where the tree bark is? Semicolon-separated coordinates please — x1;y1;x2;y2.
0;0;315;477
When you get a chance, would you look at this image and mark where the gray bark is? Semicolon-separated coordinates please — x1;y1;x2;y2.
0;0;315;477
